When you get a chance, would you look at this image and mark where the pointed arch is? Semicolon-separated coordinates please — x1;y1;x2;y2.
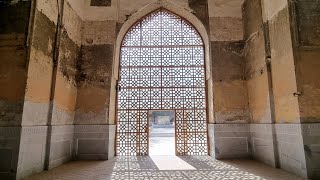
113;0;210;81
108;0;213;157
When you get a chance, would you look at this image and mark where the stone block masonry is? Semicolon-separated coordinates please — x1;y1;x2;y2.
16;126;48;179
0;127;21;179
210;124;251;159
45;125;74;170
73;125;110;160
0;0;31;127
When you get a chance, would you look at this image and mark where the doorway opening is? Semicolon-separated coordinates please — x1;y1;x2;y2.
149;110;175;155
116;8;208;156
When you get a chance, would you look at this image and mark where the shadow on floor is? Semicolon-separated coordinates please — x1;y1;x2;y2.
24;156;304;180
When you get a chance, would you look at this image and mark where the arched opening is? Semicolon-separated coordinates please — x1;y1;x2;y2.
116;8;208;156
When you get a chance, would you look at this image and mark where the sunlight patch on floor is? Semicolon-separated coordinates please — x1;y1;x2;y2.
150;155;196;170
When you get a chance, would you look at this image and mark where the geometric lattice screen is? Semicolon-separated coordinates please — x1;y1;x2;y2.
116;9;207;156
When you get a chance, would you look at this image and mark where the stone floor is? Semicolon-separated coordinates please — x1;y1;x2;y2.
24;156;304;180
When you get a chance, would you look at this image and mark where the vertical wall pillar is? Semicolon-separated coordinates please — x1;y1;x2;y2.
15;0;80;177
242;0;279;168
207;0;251;159
14;0;58;178
74;0;116;160
0;0;31;179
45;0;81;170
290;0;320;178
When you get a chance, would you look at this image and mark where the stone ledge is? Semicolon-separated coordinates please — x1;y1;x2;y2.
250;124;277;167
17;126;48;179
74;125;110;160
209;124;251;159
46;125;74;170
275;124;307;178
0;127;21;180
301;123;320;179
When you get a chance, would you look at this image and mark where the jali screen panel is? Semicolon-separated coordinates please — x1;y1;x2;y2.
117;9;207;156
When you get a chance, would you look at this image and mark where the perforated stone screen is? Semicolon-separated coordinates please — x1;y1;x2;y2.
116;9;208;156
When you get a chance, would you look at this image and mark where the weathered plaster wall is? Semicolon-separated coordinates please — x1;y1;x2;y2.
22;0;57;126
70;0;116;161
51;0;81;125
118;0;191;23
118;0;154;22
75;18;115;125
0;0;30;127
208;0;244;41
293;0;320;178
297;50;320;123
242;1;320;178
189;0;209;30
294;0;320;47
1;0;83;177
297;49;320;178
15;0;57;178
45;0;82;171
23;0;80;126
9;0;87;173
0;1;31;179
211;41;249;124
206;0;251;160
294;0;320;123
73;1;128;126
264;0;300;124
82;0;116;21
208;0;249;124
257;0;307;177
243;0;271;124
243;0;278;168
